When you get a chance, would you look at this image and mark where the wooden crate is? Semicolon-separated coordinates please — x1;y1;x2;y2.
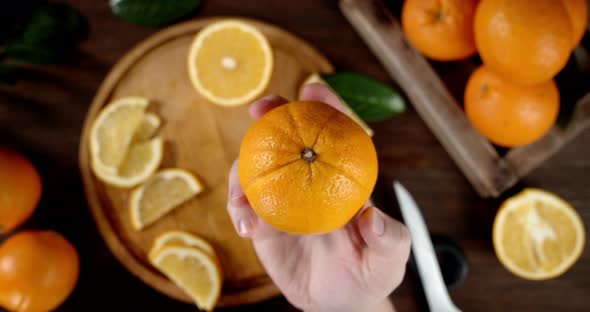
340;0;590;197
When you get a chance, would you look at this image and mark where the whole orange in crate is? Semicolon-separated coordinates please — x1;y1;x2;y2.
464;66;559;147
238;101;378;234
562;0;588;48
401;0;478;61
475;0;573;85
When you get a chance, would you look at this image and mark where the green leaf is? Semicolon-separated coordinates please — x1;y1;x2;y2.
50;3;88;42
4;3;87;64
0;1;45;45
4;43;62;64
323;72;405;122
0;64;20;84
21;3;87;46
110;0;201;27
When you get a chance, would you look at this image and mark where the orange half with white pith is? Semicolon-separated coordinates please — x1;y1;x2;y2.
188;20;273;106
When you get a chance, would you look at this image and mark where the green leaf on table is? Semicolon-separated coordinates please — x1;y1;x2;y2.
323;72;405;122
4;3;87;64
0;0;45;45
0;64;20;84
110;0;201;27
4;43;62;64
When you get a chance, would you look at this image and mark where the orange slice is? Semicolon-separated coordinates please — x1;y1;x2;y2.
90;97;148;174
90;98;163;188
188;20;273;106
150;246;222;311
149;231;214;261
493;188;585;280
129;169;203;230
132;113;161;142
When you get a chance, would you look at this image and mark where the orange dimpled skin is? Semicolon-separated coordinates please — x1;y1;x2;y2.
0;231;79;312
238;101;378;234
562;0;588;48
474;0;573;85
464;66;559;147
402;0;478;61
0;148;42;233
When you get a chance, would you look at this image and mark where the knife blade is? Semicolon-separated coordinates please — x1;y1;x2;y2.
394;181;461;312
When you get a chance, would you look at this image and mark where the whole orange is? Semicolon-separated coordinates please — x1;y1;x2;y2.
238;101;378;234
562;0;588;48
0;231;79;312
0;148;42;234
402;0;478;61
474;0;573;85
464;66;559;147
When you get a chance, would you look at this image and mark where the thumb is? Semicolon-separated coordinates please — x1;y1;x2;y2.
227;160;282;239
358;207;412;291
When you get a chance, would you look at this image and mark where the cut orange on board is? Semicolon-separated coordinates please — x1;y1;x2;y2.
90;97;163;187
188;20;273;106
150;246;222;311
132;113;161;143
493;189;585;280
116;138;163;186
129;169;203;230
90;97;148;173
149;231;215;261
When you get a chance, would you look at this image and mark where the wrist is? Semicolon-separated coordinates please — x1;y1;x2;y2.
305;298;394;312
371;298;394;312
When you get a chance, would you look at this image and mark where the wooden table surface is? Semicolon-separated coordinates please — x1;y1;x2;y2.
1;1;588;311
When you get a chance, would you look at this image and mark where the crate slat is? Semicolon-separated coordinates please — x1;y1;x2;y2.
506;93;590;177
340;0;518;197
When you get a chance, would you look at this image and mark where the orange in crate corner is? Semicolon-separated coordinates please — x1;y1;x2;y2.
402;0;478;61
464;65;559;147
238;101;378;234
0;147;42;234
474;0;573;85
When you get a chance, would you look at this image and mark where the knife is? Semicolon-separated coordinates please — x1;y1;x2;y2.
394;181;461;312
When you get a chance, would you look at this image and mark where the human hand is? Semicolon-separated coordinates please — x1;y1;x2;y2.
227;83;411;312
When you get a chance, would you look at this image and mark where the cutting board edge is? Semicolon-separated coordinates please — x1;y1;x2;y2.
78;17;333;306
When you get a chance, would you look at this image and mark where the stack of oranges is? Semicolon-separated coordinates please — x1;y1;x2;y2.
402;0;587;147
0;147;79;312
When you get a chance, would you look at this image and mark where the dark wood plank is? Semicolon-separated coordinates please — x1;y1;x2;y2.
0;0;588;311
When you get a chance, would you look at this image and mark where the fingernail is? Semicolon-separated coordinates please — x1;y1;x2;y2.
238;219;252;236
372;210;385;236
230;186;242;201
229;179;244;202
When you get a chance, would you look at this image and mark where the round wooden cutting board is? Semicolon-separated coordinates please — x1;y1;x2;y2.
79;18;333;307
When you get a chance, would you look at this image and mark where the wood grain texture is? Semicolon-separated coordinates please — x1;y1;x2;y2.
0;1;588;311
78;18;333;307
